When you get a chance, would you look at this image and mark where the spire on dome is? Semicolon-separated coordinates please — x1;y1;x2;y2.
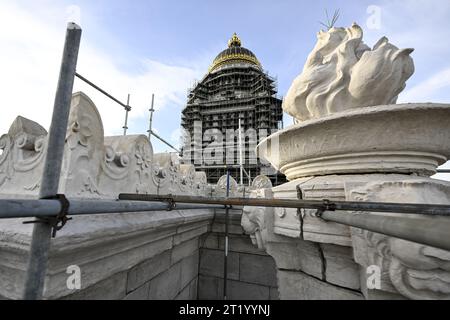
228;33;242;48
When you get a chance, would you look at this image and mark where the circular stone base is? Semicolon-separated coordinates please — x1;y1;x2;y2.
257;103;450;181
281;151;445;179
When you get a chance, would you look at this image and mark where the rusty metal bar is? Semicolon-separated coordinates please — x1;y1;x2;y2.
118;193;450;252
118;194;450;216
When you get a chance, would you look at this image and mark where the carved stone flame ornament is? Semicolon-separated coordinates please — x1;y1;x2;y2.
283;23;414;122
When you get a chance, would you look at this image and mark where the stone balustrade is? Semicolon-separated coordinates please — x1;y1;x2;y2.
0;91;278;300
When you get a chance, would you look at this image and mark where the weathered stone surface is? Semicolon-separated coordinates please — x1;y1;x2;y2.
270;176;354;246
198;275;271;301
199;249;239;281
180;251;199;289
227;280;270;300
349;179;450;300
277;270;363;300
270;287;280;300
171;238;200;264
189;277;198;300
62;272;127;300
321;243;360;290
214;175;238;197
198;275;222;300
218;234;266;255
123;283;150;300
46;235;174;299
175;277;198;300
211;223;244;235
241;188;274;248
126;250;171;293
239;254;277;287
175;283;191;300
148;262;182;300
200;233;220;250
174;224;209;246
266;240;323;279
0;264;26;300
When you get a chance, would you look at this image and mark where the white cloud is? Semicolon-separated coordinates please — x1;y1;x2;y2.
360;0;450;105
0;1;205;140
399;68;450;103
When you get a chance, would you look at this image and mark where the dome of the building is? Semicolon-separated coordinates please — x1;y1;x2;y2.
209;33;261;72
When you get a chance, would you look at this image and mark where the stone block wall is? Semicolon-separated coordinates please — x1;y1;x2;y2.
0;207;280;300
198;209;279;300
63;240;200;300
0;209;212;300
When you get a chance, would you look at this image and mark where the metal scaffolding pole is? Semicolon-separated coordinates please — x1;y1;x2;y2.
76;73;178;152
118;193;450;252
123;94;131;135
148;94;155;141
0;199;224;219
238;119;244;186
223;169;230;300
75;73;131;110
118;194;450;216
149;129;181;153
23;22;82;300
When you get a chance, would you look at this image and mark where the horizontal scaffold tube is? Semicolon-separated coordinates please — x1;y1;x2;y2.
118;194;450;216
118;193;450;252
0;199;224;219
321;211;450;253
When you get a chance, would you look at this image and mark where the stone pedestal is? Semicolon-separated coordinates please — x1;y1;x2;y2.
243;101;450;299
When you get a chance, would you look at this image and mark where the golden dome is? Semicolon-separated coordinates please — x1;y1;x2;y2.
209;33;261;72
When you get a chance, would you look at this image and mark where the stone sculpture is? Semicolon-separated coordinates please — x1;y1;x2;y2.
283;23;415;122
245;22;450;300
349;180;450;300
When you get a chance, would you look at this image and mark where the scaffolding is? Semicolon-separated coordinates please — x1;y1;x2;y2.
181;43;285;185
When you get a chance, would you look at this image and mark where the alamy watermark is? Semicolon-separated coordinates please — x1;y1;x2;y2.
366;265;381;290
66;5;82;25
66;265;81;290
366;5;382;30
180;121;280;166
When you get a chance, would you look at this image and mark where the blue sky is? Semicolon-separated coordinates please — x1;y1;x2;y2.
1;0;450;176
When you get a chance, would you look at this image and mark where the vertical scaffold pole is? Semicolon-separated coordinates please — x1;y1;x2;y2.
23;22;82;300
238;118;244;186
223;169;230;300
123;94;131;136
148;93;155;141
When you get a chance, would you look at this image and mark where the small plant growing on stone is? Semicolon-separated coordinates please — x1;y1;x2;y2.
320;9;341;30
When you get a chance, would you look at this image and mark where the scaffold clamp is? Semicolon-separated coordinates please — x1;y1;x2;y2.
23;194;72;238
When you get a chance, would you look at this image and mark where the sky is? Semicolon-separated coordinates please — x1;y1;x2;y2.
1;0;450;178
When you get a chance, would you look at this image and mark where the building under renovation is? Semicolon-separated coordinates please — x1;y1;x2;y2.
181;33;285;185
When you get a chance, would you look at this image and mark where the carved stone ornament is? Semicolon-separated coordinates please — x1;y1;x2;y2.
349;180;450;300
0;92;209;199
